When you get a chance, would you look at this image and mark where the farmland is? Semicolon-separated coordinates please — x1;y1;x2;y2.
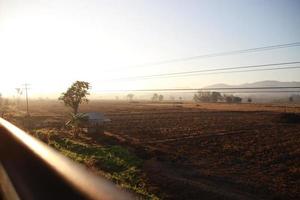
6;100;300;199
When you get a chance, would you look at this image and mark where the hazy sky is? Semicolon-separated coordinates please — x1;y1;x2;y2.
0;0;300;97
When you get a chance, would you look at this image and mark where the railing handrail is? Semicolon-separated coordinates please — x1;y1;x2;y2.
0;118;132;200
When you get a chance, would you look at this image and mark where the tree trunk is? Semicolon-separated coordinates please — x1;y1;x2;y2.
74;127;79;138
73;105;79;115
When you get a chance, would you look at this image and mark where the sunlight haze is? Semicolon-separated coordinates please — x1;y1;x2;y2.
0;0;299;98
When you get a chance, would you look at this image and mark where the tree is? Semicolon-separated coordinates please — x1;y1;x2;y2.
59;81;90;115
169;96;175;101
127;94;134;101
158;94;164;101
289;95;300;102
211;92;223;102
224;95;233;103
66;113;88;137
224;95;242;103
233;96;242;103
193;91;222;102
151;93;159;101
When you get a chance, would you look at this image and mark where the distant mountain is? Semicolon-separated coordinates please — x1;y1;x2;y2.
205;80;300;88
203;81;300;102
205;83;231;88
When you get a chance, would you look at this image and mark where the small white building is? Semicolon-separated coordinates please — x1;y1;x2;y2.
81;112;111;134
83;112;111;125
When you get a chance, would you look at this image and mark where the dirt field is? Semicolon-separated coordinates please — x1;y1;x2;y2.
7;100;300;199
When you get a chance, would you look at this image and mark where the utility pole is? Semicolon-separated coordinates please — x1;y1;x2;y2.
22;83;30;116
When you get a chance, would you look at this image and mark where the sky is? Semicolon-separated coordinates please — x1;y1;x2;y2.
0;0;300;98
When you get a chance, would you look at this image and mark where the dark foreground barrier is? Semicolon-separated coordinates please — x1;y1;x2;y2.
0;118;132;200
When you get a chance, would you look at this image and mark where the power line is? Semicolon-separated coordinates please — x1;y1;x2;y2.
156;66;300;79
156;90;300;94
111;42;300;70
100;90;300;94
108;61;300;81
99;86;300;93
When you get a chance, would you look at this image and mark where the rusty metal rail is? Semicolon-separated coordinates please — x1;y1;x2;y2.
0;118;132;200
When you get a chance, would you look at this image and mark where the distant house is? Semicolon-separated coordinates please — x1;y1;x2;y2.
81;112;111;134
83;112;111;125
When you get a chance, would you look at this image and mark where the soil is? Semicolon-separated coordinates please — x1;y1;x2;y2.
9;100;300;199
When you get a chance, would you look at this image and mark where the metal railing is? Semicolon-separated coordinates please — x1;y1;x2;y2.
0;118;132;200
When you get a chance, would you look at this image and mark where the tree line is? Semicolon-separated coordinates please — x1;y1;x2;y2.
193;91;244;103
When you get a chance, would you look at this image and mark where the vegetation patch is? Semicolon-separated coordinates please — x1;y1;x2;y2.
34;129;159;200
